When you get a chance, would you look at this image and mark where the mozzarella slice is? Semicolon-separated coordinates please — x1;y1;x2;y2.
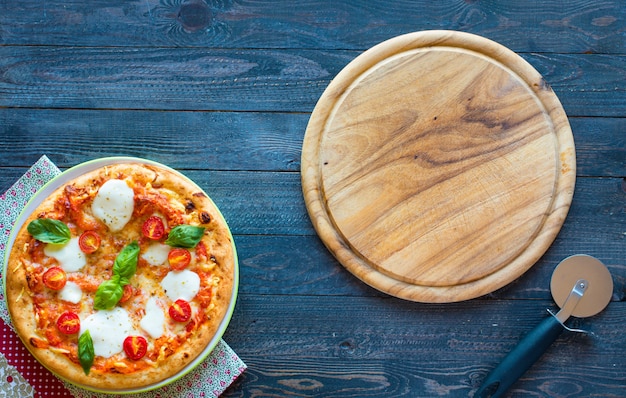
141;243;170;266
58;281;82;304
80;308;134;358
140;297;165;339
160;270;200;302
44;238;86;272
91;179;134;232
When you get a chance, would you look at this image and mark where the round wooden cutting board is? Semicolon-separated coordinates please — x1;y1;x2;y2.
301;31;575;303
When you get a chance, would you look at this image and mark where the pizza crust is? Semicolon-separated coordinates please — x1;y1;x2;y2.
5;162;235;391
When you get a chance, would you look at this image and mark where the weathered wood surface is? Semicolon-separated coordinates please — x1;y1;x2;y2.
1;0;625;396
1;170;624;300
1;0;625;54
0;110;623;177
1;48;626;117
223;296;626;397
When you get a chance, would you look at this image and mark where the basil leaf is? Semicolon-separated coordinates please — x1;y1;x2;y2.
27;219;71;244
78;330;95;375
93;242;138;310
165;225;205;248
112;241;139;280
93;276;123;310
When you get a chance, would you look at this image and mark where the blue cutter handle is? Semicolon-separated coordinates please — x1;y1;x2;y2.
475;315;565;398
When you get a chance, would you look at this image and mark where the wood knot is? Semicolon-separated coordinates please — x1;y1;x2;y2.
339;339;356;354
177;0;212;32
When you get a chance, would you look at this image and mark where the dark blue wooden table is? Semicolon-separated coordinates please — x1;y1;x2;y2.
1;1;624;397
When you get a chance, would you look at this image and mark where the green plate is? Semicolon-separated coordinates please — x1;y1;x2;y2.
3;157;239;394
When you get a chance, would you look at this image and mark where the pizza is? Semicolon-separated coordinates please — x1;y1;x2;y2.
4;162;236;391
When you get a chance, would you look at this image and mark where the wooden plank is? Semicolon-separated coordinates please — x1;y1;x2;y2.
233;234;378;297
230;233;626;302
156;172;626;301
221;294;626;396
0;47;625;117
524;53;626;119
0;110;624;177
1;0;625;54
136;172;626;248
223;358;625;398
1;167;623;240
0;109;308;172
0;46;351;113
1;172;623;300
1;169;624;258
571;118;626;177
197;173;626;301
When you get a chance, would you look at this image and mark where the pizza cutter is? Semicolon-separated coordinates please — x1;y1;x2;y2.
475;254;613;398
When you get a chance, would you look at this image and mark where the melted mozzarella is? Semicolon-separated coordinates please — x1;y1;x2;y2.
44;238;86;272
58;281;82;304
91;179;134;232
140;297;165;339
141;243;170;266
161;270;200;302
80;308;134;358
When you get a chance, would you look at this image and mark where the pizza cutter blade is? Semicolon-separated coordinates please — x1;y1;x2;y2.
475;254;613;398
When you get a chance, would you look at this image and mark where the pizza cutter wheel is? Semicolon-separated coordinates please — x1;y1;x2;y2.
475;254;613;398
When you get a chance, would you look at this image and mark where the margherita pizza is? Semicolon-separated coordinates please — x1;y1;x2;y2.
5;162;236;391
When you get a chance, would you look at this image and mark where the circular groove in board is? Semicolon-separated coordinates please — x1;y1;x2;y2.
301;31;575;303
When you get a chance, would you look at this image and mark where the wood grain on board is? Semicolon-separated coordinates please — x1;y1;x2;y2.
302;31;576;302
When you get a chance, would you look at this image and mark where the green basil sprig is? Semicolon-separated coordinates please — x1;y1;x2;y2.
94;241;139;310
93;277;124;310
112;241;139;279
165;225;205;248
27;219;71;244
78;330;95;375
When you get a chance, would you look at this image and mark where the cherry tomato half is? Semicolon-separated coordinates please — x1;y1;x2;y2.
79;231;101;254
123;336;148;360
168;299;192;322
142;216;165;240
56;312;80;334
42;267;67;290
168;248;191;270
119;284;134;303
